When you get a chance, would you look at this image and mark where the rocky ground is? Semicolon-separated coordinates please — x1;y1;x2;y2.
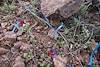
0;0;100;67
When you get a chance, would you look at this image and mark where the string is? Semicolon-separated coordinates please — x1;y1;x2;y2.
89;42;100;67
24;5;64;32
12;20;20;32
56;22;64;32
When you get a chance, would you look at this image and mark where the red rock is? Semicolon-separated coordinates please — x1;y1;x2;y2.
1;23;7;29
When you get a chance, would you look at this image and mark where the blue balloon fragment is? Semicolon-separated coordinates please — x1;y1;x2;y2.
89;42;100;67
12;20;20;32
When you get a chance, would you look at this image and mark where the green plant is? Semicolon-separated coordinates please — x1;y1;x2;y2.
57;36;65;46
39;63;46;67
82;57;86;66
0;2;16;13
30;36;37;45
23;51;33;62
79;3;91;16
31;0;39;13
19;23;30;33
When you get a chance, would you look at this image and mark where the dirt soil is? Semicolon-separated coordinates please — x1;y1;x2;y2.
0;0;100;67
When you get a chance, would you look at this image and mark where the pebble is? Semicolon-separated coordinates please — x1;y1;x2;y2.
0;47;9;55
4;31;17;42
13;56;25;67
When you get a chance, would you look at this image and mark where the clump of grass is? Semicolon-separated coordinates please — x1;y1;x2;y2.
23;51;33;62
57;36;65;45
78;3;92;16
39;63;46;67
0;1;16;13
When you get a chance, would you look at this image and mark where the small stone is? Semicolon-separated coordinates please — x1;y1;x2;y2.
14;41;31;52
0;47;9;55
13;56;25;67
53;55;67;67
48;29;58;39
1;23;7;29
14;41;22;48
35;26;43;30
20;44;31;52
15;56;24;62
48;42;52;44
0;24;3;34
4;31;17;42
3;29;7;33
17;37;22;41
6;25;13;31
16;31;23;36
